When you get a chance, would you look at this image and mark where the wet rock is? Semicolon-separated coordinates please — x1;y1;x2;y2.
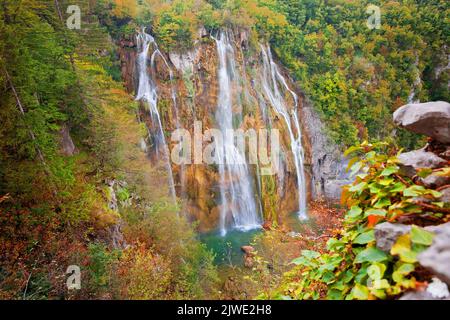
418;223;450;286
244;256;254;268
262;221;272;231
241;246;255;255
198;26;208;38
397;148;447;177
241;246;255;268
393;101;450;143
374;222;411;252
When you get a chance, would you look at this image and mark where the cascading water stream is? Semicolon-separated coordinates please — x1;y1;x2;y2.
260;45;308;220
135;28;176;201
213;32;261;236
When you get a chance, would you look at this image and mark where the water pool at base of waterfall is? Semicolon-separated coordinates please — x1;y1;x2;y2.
283;210;318;234
200;228;262;266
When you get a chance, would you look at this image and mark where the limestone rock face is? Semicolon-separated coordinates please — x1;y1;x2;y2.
397;148;447;177
324;179;351;200
418;222;450;286
59;125;77;156
300;99;350;200
393;101;450;143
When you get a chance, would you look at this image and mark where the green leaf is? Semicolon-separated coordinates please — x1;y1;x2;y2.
367;263;386;280
378;177;394;186
355;247;388;263
410;225;434;246
346;206;363;220
327;289;344;300
344;145;363;157
381;165;399;176
404;185;426;197
374;198;391;209
417;168;433;178
372;279;390;290
349;161;364;177
327;238;345;251
352;283;369;300
392;263;415;287
302;250;321;260
369;183;382;194
364;208;387;217
390;182;406;193
391;235;417;263
428;189;442;198
353;230;375;244
322;271;336;284
349;182;367;194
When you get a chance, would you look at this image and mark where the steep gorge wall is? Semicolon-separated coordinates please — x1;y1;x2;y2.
117;28;346;232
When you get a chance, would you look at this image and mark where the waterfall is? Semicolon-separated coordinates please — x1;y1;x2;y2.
135;28;176;201
213;31;261;236
259;45;308;220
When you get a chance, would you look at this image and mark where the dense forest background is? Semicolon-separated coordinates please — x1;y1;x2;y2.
0;0;448;299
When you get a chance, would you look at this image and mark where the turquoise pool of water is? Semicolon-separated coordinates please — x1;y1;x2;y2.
200;228;262;266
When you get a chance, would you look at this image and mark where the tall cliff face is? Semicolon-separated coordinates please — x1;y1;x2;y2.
117;28;346;232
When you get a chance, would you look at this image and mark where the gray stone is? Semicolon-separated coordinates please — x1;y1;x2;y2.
439;146;450;159
438;187;450;203
374;222;411;252
421;173;450;189
299;98;350;202
400;290;450;300
324;179;351;200
59;125;77;156
393;101;450;143
397;148;447;177
425;222;450;235
418;223;450;286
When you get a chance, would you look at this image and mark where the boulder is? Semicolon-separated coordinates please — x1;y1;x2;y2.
438;187;450;203
241;246;255;255
374;222;411;252
241;245;255;268
421;173;450;189
397;148;447;177
439;146;450;159
418;223;450;286
393;101;450;143
400;277;450;300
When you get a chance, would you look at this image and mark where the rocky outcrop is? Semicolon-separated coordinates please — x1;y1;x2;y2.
299;98;350;200
388;101;450;300
418;222;450;286
59;124;77;156
393;101;450;143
